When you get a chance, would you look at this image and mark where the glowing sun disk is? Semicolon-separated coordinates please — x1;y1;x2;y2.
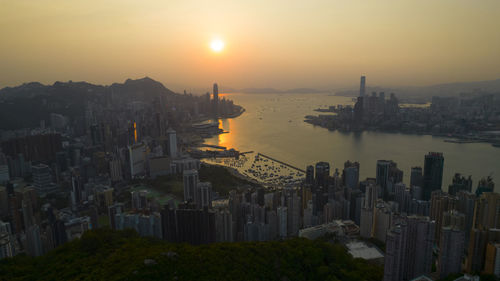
210;39;225;52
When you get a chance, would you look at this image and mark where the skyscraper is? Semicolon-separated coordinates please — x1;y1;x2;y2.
456;191;476;246
108;203;124;230
384;222;408;281
373;202;393;242
423;152;444;200
360;76;366;97
438;226;465;279
196;182;212;209
286;192;301;236
32;163;55;195
213;83;219;103
448;173;472;195
430;190;457;242
406;216;435;278
384;216;435;281
109;157;123;182
213;83;219;116
466;192;500;273
484;242;500;276
277;206;288;238
360;183;378;238
473;192;500;230
183;169;198;203
305;165;314;185
315;162;330;188
376;160;392;198
0;232;14;259
475;176;495;197
215;209;233;242
0;186;8;218
51;219;67;247
172;203;216;245
128;142;146;178
343;161;360;189
167;128;177;158
25;225;43;257
0;152;9;184
410;167;423;188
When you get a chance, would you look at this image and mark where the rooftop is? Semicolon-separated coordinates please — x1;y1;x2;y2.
346;241;384;260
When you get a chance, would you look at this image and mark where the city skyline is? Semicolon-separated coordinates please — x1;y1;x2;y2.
2;1;500;280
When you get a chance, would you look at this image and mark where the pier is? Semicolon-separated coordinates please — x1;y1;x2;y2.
257;153;305;173
196;144;227;150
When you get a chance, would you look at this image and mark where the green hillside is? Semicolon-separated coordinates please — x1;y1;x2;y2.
0;229;383;281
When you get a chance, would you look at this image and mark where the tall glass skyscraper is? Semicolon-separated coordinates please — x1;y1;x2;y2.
423;152;444;200
359;76;366;97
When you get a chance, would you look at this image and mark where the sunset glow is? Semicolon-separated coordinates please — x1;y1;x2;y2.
210;39;225;53
1;1;500;90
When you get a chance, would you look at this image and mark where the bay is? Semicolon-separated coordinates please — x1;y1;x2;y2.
204;93;500;191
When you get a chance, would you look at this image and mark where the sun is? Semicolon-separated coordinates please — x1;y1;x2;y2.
210;39;225;52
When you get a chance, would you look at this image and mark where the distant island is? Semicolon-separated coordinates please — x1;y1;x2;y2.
304;77;500;147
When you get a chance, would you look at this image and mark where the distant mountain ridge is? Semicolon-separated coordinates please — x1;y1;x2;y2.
226;79;500;97
0;77;178;130
0;77;177;100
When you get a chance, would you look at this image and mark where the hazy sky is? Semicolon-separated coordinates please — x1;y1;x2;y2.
1;0;500;92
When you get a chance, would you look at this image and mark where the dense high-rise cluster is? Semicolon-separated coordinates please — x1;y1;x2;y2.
306;76;500;138
0;79;243;259
0;77;499;281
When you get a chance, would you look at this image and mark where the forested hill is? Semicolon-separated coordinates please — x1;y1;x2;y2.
0;229;383;281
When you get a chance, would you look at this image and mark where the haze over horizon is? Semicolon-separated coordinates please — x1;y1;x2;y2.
2;0;500;91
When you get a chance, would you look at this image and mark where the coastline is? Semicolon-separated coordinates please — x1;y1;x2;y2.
191;105;245;124
303;118;500;145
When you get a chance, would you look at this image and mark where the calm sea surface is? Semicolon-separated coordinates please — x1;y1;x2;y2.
204;93;500;190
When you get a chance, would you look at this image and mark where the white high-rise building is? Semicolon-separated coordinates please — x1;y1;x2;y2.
128;143;146;178
167;128;177;158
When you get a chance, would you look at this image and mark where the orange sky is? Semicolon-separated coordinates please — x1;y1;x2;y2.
1;0;500;92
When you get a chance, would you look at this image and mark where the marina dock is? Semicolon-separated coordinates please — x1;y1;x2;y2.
257;153;306;173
